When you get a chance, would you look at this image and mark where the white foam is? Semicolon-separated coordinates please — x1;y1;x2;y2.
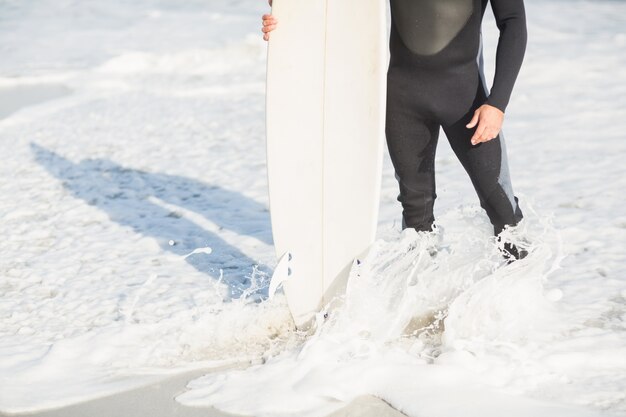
0;0;624;415
178;212;618;417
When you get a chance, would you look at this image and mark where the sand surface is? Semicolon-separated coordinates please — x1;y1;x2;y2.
7;368;407;417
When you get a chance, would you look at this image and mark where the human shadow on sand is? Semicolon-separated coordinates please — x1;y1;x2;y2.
31;142;273;301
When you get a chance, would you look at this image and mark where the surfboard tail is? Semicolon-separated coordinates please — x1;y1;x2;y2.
268;251;292;299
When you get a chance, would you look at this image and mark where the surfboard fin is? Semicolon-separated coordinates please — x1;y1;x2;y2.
268;251;292;299
349;257;363;279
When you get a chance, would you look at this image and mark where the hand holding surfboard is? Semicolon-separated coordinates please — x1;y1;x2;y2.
261;1;277;42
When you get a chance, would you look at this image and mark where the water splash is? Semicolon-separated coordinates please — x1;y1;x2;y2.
177;205;588;417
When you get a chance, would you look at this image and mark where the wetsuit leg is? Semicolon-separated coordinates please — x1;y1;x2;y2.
385;81;440;232
441;74;523;235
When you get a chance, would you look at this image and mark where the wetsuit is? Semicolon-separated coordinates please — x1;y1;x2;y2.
386;0;527;236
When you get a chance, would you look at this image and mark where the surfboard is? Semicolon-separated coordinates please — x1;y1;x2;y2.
265;0;387;329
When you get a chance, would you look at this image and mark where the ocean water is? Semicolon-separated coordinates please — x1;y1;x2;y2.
0;0;624;415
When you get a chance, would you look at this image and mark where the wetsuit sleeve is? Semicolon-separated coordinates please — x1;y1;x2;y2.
486;0;527;113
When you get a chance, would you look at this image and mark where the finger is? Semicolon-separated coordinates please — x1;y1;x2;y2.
486;128;499;142
471;124;486;145
483;128;497;142
477;129;491;143
262;24;277;33
488;127;501;140
262;18;277;27
466;110;480;129
263;33;269;41
476;135;489;144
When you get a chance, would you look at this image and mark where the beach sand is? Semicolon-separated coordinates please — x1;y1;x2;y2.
0;84;71;121
8;368;407;417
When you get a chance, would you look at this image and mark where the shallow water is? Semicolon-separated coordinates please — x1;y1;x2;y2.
0;0;625;415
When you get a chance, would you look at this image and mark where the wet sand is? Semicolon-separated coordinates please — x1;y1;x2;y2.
6;368;407;417
0;83;71;120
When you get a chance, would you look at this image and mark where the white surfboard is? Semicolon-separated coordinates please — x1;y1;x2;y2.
265;0;387;329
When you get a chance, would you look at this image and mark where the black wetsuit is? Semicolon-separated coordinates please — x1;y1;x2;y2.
386;0;527;235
